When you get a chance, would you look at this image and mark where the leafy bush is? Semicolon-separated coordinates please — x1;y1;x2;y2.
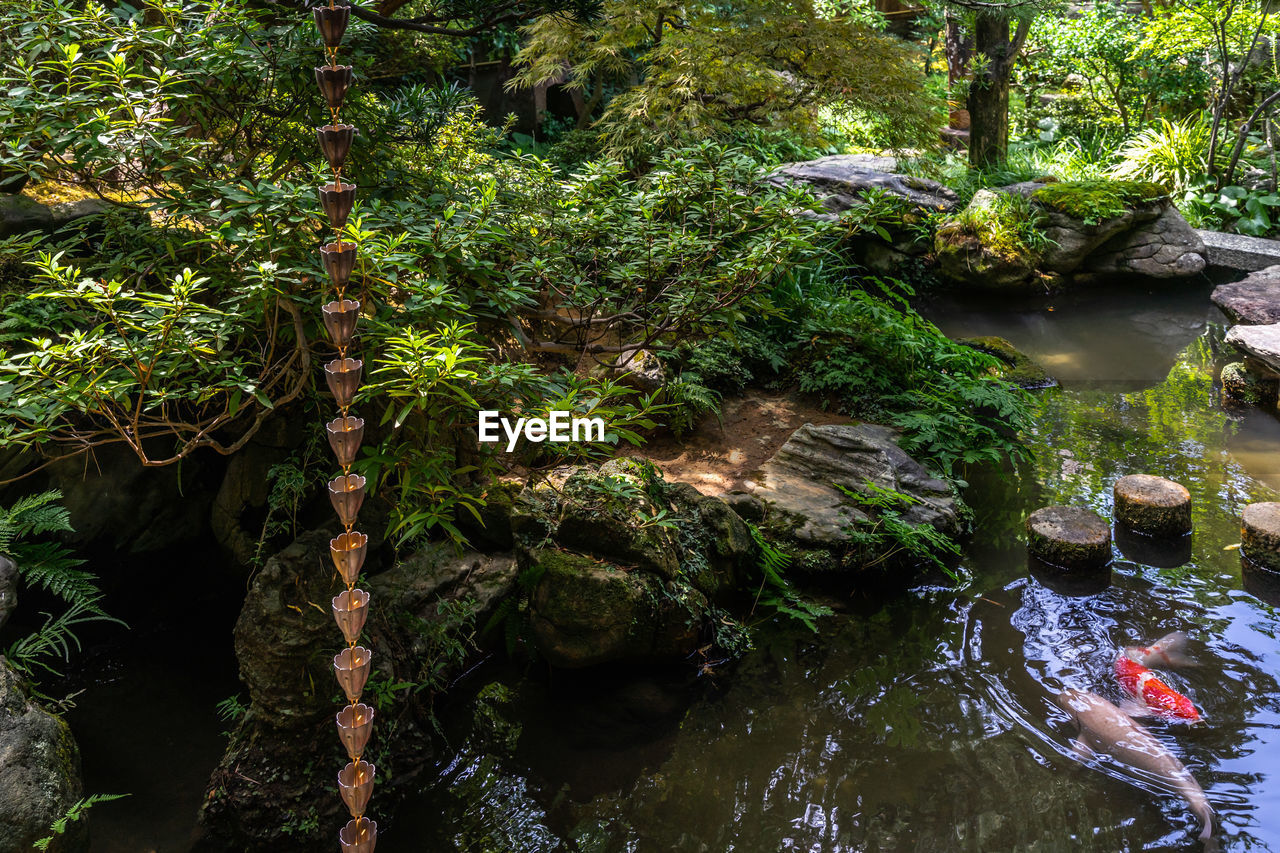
1111;116;1213;193
1182;180;1280;236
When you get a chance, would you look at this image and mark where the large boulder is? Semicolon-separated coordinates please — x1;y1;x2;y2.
1212;265;1280;325
746;423;961;578
510;459;758;667
1084;203;1206;279
957;180;1207;283
0;195;55;238
200;532;518;849
766;154;959;219
1226;323;1280;375
0;662;87;853
528;548;705;669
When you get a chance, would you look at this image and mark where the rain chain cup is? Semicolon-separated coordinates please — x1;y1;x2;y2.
310;1;378;848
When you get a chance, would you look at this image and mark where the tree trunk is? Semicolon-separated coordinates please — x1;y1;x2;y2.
967;12;1029;170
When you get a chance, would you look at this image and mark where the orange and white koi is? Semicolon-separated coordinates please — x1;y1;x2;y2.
1114;632;1200;722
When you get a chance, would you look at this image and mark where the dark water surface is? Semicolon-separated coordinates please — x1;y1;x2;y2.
71;277;1280;851
381;279;1280;852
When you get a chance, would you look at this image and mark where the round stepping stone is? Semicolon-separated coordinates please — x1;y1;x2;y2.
1026;506;1112;571
1242;502;1280;573
1113;474;1192;538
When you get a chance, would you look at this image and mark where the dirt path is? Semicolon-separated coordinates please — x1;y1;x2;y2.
623;391;846;495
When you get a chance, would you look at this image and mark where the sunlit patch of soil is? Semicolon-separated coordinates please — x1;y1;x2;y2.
622;390;845;495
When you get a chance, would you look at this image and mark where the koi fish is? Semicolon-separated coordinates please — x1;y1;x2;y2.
1057;688;1213;842
1115;632;1200;722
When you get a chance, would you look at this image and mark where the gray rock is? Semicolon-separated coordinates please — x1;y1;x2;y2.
0;195;55;239
0;557;14;632
766;155;959;216
528;548;705;669
0;441;219;557
746;423;960;575
1113;474;1192;538
204;531;518;847
1226;323;1280;374
1025;506;1112;571
605;349;665;394
1085;203;1206;278
0;661;87;853
1212;265;1280;324
1199;229;1280;272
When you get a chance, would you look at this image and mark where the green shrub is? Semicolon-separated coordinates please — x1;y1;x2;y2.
1111;116;1213;193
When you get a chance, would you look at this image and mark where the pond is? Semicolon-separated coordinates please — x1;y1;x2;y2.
380;276;1280;852
62;276;1280;852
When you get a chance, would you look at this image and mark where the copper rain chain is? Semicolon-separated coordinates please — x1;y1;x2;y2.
312;1;377;850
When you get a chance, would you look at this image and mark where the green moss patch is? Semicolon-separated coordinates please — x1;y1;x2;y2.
1031;179;1166;225
959;335;1056;389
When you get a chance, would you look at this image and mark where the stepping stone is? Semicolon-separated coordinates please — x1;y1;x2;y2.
1225;324;1280;376
1026;506;1112;571
1212;265;1280;324
1113;474;1192;538
1242;502;1280;573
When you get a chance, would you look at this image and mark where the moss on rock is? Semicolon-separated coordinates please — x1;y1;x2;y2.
528;548;707;668
1031;179;1165;225
959;335;1056;389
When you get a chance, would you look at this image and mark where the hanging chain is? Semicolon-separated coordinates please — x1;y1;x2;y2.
310;2;378;850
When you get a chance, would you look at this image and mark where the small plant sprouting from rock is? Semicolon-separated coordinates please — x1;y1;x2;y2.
215;694;248;737
946;191;1054;263
0;490;124;682
33;793;129;850
837;482;964;581
747;525;833;633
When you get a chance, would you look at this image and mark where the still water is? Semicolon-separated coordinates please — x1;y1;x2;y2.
383;279;1280;852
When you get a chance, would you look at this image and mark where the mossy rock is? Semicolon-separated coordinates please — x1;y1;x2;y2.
1026;506;1112;571
1221;361;1279;408
664;481;757;602
0;662;87;853
1113;474;1192;538
934;190;1042;289
1243;502;1280;573
959;335;1056;389
455;479;523;552
1031;179;1166;225
528;548;706;668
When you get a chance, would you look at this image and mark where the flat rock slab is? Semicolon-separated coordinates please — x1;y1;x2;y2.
1199;229;1280;272
1243;502;1280;572
1212;265;1280;324
766;155;959;216
1113;474;1192;537
1225;323;1280;374
747;422;958;560
1026;506;1112;571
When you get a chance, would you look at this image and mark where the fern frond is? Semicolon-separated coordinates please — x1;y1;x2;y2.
5;598;125;678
